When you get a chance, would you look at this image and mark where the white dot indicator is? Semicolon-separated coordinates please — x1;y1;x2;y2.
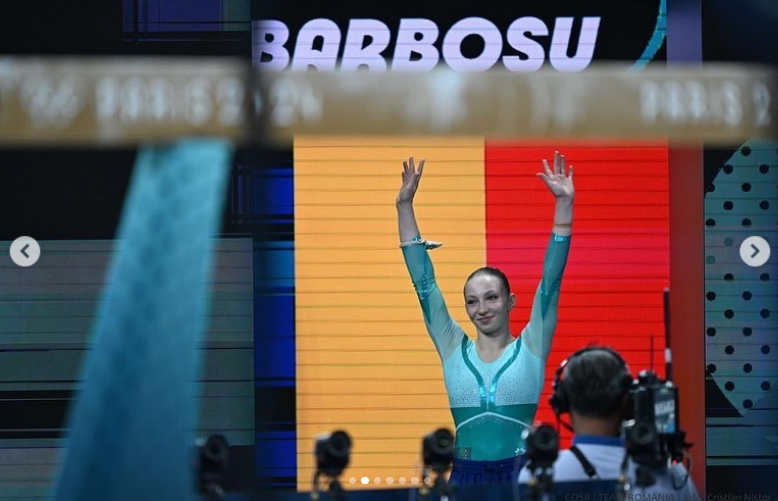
387;477;394;484
424;477;432;485
399;477;406;484
349;478;356;485
374;477;381;484
361;477;369;485
411;477;419;484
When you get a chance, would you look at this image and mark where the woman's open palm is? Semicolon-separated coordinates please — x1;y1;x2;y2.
397;157;425;206
537;151;574;200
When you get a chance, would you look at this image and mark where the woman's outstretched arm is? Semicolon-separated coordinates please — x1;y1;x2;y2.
522;151;574;360
397;157;465;361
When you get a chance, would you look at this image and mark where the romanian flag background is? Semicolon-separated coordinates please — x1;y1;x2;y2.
294;137;669;490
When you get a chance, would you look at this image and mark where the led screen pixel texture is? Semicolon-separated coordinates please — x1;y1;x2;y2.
293;137;670;489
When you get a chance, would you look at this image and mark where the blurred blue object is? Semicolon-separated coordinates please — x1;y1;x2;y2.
51;139;233;501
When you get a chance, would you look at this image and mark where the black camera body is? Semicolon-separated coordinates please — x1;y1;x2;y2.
623;370;687;474
423;428;455;474
194;434;230;501
315;430;352;478
524;424;560;471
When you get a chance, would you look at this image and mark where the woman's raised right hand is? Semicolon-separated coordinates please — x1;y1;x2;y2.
396;157;425;207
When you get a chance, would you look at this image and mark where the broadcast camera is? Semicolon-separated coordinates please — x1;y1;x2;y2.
312;430;352;501
524;424;560;471
622;370;691;488
194;434;230;501
522;424;560;501
423;428;455;474
419;428;455;501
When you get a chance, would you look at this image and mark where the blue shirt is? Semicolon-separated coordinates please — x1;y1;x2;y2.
518;434;700;499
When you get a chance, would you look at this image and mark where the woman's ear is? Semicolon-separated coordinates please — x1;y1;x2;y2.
509;294;517;310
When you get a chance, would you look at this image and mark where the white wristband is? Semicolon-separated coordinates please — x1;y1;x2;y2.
399;239;443;250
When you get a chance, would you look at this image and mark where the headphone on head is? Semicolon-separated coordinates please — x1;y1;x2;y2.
549;346;633;418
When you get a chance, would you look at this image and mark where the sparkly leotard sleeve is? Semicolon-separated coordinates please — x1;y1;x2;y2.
401;237;467;361
402;233;571;461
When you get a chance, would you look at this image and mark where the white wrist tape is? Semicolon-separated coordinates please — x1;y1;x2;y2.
399;239;443;250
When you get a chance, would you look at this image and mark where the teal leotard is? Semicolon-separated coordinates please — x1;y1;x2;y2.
402;233;570;461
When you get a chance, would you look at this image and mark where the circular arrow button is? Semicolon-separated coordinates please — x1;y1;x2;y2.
740;236;770;267
10;236;41;267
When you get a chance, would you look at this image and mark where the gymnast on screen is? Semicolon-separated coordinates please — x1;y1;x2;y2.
396;152;573;485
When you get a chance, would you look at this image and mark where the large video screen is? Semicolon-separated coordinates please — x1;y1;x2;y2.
291;138;669;489
252;0;667;71
250;0;673;491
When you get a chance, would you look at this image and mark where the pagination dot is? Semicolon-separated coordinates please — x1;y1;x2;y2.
361;477;369;485
386;477;395;485
349;478;356;485
374;478;381;484
399;477;407;484
411;477;419;484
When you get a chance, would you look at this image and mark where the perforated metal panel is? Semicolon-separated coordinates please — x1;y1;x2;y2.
704;140;778;465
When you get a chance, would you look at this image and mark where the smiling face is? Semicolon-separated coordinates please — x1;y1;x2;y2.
463;272;516;337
